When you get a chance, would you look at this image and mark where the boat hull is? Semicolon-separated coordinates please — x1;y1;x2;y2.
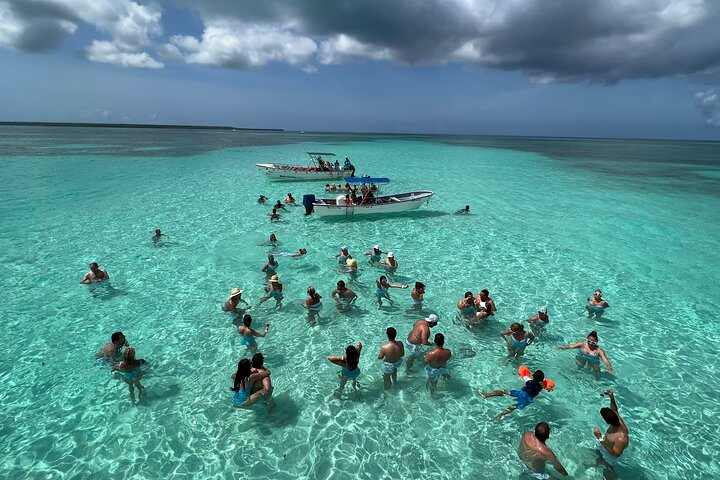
312;191;433;217
257;163;353;181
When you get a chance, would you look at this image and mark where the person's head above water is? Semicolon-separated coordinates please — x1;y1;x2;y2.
336;280;346;290
434;333;445;347
89;262;100;272
268;254;275;261
386;327;397;340
464;291;473;299
270;233;277;241
123;347;137;363
242;314;252;327
534;422;551;443
232;358;252;390
601;406;620;426
111;331;126;346
415;282;426;290
532;370;545;383
594;289;603;298
154;229;161;236
510;322;524;333
252;352;265;369
587;331;599;346
424;314;439;326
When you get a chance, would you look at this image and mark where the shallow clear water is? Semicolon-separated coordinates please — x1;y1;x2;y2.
1;126;720;479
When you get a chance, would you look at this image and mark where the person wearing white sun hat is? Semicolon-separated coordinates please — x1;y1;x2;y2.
381;251;398;276
364;244;384;263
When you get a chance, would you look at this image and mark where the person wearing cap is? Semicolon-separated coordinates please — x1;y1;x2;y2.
500;323;535;357
406;314;439;372
517;422;569;478
378;327;405;390
527;306;550;334
457;291;478;319
381;252;398;275
364;244;384;264
81;262;109;284
262;254;279;276
237;314;270;352
594;389;628;468
258;275;283;308
335;246;352;266
474;289;496;319
223;288;251;314
96;331;128;361
337;258;359;283
331;280;357;312
586;289;609;318
410;282;426;309
375;275;408;306
423;333;452;392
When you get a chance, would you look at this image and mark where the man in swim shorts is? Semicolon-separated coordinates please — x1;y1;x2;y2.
586;289;609;318
81;262;109;284
517;422;568;479
593;389;628;467
423;333;451;392
331;280;357;312
96;331;127;361
377;327;405;390
406;314;439;372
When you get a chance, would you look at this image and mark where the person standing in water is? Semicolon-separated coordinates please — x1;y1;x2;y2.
594;389;629;467
328;341;363;398
406;314;439;372
457;291;477;319
231;358;271;407
378;327;405;390
475;289;497;319
335;246;352;266
586;289;610;318
268;208;281;222
259;233;280;247
258;195;268;204
364;244;384;264
331;280;357;312
81;262;109;284
337;258;359;283
258;275;283;308
237;314;270;352
223;288;251;314
517;422;569;478
500;323;535;357
556;331;614;376
527;306;550;334
301;286;323;320
250;353;274;407
410;282;426;309
375;275;408;306
112;347;148;404
262;254;279;276
96;331;128;361
423;333;451;393
381;252;398;276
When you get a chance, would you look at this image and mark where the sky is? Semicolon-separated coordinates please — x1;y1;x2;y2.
1;0;719;140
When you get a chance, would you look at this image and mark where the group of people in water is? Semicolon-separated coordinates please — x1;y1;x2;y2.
84;222;625;478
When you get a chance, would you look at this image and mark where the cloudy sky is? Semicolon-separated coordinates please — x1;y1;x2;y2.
1;0;719;139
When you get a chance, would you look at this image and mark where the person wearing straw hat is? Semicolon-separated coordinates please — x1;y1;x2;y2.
258;275;283;308
223;288;251;314
405;314;439;372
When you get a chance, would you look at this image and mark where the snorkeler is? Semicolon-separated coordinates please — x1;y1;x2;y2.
594;389;629;466
556;331;614;375
518;422;569;478
378;327;405;390
478;367;549;420
237;314;270;352
112;347;148;404
423;333;452;393
500;323;535;357
375;275;408;306
261;254;279;275
257;275;283;308
527;306;550;334
328;341;363;398
331;280;357;311
410;282;426;309
475;289;497;319
586;290;610;318
364;244;383;263
406;314;439;372
222;288;251;314
230;358;271;407
80;262;109;284
96;331;128;361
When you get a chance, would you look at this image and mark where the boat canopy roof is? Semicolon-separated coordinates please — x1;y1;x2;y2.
343;177;390;184
306;152;336;156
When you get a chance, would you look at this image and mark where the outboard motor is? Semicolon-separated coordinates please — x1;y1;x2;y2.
302;194;316;215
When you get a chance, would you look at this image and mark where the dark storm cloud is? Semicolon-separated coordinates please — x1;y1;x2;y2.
2;0;78;52
15;18;74;52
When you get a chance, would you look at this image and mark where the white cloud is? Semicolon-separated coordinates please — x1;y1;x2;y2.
167;21;317;69
317;34;392;65
85;40;163;69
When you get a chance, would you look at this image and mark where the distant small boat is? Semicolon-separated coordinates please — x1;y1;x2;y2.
257;152;356;181
311;190;434;217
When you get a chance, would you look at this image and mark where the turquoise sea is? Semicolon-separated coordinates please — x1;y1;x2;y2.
1;126;719;479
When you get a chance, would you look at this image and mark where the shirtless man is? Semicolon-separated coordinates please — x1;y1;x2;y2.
423;333;451;392
152;229;168;243
81;262;109;284
96;331;127;361
518;422;568;479
250;352;274;408
410;282;426;309
331;280;357;312
475;289;496;319
405;314;438;372
594;389;629;468
378;327;405;390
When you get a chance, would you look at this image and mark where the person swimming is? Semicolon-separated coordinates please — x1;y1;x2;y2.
375;275;408;306
586;290;610;318
556;331;614;375
268;208;281;222
152;228;168;243
527;306;550;334
259;233;281;247
455;205;470;214
112;347;148;404
279;248;308;258
364;244;383;264
237;314;270;352
328;341;363;398
501;323;535;357
261;255;279;275
230;358;271;407
284;193;296;204
257;195;268;204
478;368;548;420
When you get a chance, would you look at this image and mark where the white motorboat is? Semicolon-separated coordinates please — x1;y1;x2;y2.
311;190;434;217
257;152;356;181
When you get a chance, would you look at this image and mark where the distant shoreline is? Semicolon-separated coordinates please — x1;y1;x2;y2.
0;121;283;132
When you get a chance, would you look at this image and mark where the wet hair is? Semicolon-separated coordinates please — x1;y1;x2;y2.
123;347;136;363
480;289;489;296
601;407;620;426
345;345;359;370
464;291;473;298
90;262;99;269
270;233;277;240
535;422;551;442
510;322;523;332
337;280;346;289
415;282;426;289
111;331;125;344
532;370;545;383
231;358;252;392
268;254;275;261
272;208;277;214
379;275;387;282
434;333;445;347
251;353;265;369
387;327;397;340
307;286;320;301
155;229;161;235
243;314;252;327
588;331;599;341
